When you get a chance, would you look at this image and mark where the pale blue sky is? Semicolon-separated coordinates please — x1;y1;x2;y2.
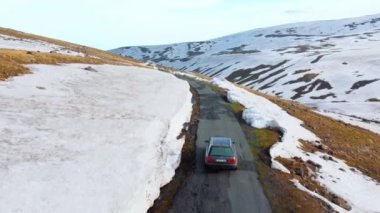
1;0;380;49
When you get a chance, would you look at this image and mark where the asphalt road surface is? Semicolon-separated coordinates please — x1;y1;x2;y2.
170;77;271;213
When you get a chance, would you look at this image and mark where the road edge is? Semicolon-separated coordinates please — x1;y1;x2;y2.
147;86;200;213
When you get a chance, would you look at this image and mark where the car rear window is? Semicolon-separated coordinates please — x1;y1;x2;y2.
209;146;234;157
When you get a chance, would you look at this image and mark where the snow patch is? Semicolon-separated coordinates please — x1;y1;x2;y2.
0;64;192;213
0;34;85;56
316;107;380;135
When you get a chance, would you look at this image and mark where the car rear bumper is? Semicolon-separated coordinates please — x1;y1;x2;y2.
205;163;237;170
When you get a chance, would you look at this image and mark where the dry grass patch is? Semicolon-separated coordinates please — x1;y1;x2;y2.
229;82;380;183
278;157;352;210
190;71;212;81
262;94;380;183
242;119;335;212
258;161;334;212
0;49;106;80
0;49;104;65
0;27;149;80
0;58;29;80
0;27;142;66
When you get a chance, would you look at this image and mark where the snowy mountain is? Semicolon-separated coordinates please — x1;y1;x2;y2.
111;14;380;131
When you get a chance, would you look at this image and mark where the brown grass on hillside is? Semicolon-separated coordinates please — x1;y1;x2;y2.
203;76;378;210
176;72;380;184
0;49;104;65
242;86;380;183
0;49;106;80
259;161;336;212
0;58;29;80
0;27;148;80
0;27;142;66
190;72;212;81
278;156;352;210
244;123;335;212
211;85;335;212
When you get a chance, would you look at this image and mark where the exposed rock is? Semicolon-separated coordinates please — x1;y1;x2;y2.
321;155;335;161
366;98;380;102
283;73;319;85
317;144;328;150
350;79;379;90
331;194;352;210
311;55;324;64
36;86;46;90
292;79;333;100
306;160;321;169
83;66;98;72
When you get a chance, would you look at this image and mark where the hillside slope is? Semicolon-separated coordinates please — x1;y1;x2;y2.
0;27;143;80
0;28;192;213
111;14;380;133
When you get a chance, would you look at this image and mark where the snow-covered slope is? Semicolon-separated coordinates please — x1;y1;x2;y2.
0;64;192;213
111;14;380;133
0;28;193;212
213;78;380;212
0;34;85;56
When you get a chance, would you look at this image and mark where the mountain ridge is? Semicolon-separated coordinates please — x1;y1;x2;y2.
114;13;380;48
111;13;380;133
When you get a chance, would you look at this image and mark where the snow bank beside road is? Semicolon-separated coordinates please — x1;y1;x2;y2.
212;78;380;212
212;78;319;172
0;64;192;213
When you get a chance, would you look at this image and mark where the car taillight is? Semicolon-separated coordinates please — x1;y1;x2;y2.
228;157;237;164
207;157;215;163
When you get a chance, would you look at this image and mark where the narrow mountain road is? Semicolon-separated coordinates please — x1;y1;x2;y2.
170;77;271;213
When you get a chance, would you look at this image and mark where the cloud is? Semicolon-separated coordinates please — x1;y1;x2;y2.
122;0;221;10
284;9;304;14
159;0;221;8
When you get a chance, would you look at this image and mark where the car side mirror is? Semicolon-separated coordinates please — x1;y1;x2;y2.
205;140;210;143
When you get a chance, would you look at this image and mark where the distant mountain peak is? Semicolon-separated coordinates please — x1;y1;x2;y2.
111;14;380;125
